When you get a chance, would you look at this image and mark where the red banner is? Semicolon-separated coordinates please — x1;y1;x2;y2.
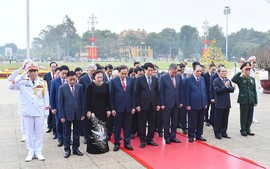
203;40;210;45
89;37;96;42
88;46;98;59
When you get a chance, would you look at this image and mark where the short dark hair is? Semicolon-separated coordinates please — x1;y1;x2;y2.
201;65;206;69
179;63;186;68
192;61;201;69
209;63;216;68
143;62;154;70
134;61;140;66
50;61;58;67
128;68;135;76
169;63;177;70
118;65;128;72
134;67;144;74
95;63;102;70
55;67;60;72
67;71;76;77
93;70;104;79
105;64;113;70
74;67;82;72
60;65;69;72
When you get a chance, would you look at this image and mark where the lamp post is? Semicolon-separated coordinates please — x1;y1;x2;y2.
88;14;98;63
26;0;30;59
224;6;231;61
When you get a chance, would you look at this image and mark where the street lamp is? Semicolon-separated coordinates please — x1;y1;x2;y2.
26;0;30;59
88;14;98;63
224;6;231;60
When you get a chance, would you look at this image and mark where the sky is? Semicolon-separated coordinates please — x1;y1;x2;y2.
0;0;270;49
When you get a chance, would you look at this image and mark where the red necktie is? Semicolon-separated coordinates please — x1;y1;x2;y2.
71;85;75;97
62;79;66;84
52;73;54;79
121;79;126;92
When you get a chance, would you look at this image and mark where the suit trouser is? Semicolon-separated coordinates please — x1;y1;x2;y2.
20;114;26;136
113;110;132;146
162;106;178;141
23;116;44;155
180;107;188;131
63;119;80;152
55;112;63;143
240;104;254;133
214;108;230;136
106;116;114;137
155;110;163;133
188;109;204;139
138;105;156;143
131;111;139;136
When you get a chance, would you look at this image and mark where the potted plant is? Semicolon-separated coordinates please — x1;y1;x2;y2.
252;44;270;94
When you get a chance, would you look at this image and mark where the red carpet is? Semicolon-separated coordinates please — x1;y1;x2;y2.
110;132;266;169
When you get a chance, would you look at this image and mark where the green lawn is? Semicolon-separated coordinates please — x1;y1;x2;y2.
0;61;237;71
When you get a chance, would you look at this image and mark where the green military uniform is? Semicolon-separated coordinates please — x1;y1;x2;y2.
231;67;258;136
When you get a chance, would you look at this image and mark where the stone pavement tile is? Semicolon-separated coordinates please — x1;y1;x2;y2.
45;163;73;169
0;161;19;169
19;161;46;169
0;147;19;162
92;156;118;165
121;161;146;169
97;163;126;169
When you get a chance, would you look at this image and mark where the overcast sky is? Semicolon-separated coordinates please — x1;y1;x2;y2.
1;0;270;48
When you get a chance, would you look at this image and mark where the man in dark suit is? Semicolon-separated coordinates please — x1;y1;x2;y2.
78;63;97;143
213;67;234;139
202;63;216;126
135;63;160;148
103;64;114;83
43;61;58;136
185;64;208;143
130;66;144;139
59;71;85;158
160;63;182;144
50;65;69;147
110;65;135;151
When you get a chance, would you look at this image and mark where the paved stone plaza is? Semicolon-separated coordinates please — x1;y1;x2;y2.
0;79;269;168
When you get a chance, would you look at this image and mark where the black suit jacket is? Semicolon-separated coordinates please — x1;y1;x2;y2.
210;72;219;100
43;72;53;92
79;74;92;94
213;78;234;109
58;83;85;121
202;72;211;101
135;75;160;111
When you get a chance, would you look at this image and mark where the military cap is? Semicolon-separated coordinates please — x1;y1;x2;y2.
240;62;251;70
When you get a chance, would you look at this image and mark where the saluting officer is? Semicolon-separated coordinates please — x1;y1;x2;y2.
9;61;49;162
231;62;258;137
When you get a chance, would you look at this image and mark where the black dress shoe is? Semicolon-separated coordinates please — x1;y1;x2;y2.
147;141;158;146
222;135;231;139
52;134;57;139
165;139;171;144
113;145;120;151
73;150;83;156
140;142;146;148
247;132;255;136
170;138;181;143
215;135;222;139
124;144;134;151
130;134;135;139
120;137;123;140
196;137;207;141
158;132;163;137
241;132;248;136
182;130;188;135
177;124;181;129
46;128;52;133
206;122;211;126
188;138;194;143
57;142;63;147
64;151;70;158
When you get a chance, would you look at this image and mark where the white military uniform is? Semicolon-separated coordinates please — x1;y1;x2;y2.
8;66;27;141
250;67;260;122
8;62;49;161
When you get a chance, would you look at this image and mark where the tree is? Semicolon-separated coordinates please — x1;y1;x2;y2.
208;25;226;54
158;28;178;58
145;32;160;58
202;40;225;65
178;25;201;59
251;44;270;79
121;34;140;58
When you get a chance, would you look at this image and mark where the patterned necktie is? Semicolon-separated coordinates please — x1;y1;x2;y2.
32;81;35;86
171;77;176;88
148;77;151;91
121;79;126;92
71;85;75;97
